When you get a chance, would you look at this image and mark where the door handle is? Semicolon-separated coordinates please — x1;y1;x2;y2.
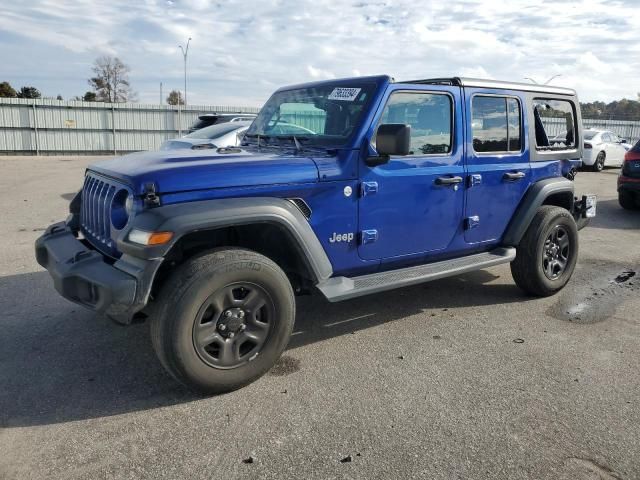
503;171;526;181
435;176;463;186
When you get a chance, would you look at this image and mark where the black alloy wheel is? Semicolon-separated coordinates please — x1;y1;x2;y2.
193;282;275;369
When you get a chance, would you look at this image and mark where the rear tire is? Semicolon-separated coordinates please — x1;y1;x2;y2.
591;152;605;172
619;191;639;210
511;206;579;297
151;248;295;394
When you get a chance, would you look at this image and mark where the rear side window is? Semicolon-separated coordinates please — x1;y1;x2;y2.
472;96;522;153
378;91;452;155
533;98;577;150
633;139;640;152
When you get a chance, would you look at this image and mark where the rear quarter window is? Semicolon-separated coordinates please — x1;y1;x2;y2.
533;98;577;151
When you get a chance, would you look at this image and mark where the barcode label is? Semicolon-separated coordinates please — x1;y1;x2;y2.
327;88;362;101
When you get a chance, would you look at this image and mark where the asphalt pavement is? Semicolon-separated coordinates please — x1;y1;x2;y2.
0;156;638;479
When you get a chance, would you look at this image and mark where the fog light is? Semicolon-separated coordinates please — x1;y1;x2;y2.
128;229;174;246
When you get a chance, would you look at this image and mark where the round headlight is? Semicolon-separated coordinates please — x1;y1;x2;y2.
111;189;130;230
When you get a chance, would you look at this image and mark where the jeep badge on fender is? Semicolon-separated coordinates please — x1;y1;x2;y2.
35;75;595;394
329;232;354;243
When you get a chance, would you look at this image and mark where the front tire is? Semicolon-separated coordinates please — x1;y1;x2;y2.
511;206;579;297
151;248;295;394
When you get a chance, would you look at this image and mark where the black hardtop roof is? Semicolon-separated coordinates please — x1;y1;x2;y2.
400;77;576;96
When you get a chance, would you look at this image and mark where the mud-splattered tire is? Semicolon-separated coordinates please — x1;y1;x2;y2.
151;248;295;394
511;206;579;297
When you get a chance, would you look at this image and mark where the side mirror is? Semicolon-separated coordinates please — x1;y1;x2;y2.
620;138;628;144
366;123;411;166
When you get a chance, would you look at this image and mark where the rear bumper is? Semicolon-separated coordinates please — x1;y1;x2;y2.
35;220;162;324
582;149;596;166
618;176;640;193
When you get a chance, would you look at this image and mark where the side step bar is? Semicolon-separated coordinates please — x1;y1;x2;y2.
317;247;516;302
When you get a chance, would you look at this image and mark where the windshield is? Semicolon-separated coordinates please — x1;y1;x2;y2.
186;122;248;139
583;131;598;140
244;83;376;147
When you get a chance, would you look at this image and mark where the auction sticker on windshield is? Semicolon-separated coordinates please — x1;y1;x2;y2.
328;87;362;101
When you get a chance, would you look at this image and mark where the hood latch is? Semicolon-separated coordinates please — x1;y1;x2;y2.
143;182;161;208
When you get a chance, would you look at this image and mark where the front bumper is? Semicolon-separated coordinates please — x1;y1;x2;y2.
35;220;162;324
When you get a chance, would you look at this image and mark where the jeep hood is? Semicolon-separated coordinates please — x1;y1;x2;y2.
89;148;319;195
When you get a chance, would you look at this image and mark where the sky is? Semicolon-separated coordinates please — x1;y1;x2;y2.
0;0;639;107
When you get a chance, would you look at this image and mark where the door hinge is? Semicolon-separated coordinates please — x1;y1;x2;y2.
468;174;482;187
360;229;378;244
360;181;378;197
465;216;480;230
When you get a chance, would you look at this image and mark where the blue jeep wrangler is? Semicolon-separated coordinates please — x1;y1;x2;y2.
36;76;596;393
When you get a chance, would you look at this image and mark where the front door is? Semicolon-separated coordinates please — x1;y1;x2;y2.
464;91;531;244
358;85;465;261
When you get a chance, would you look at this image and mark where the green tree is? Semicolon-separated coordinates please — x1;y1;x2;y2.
0;81;17;97
82;91;97;102
56;94;63;100
166;89;184;105
580;99;640;120
17;86;41;99
88;56;135;103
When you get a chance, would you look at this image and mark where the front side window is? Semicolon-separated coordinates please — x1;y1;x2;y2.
377;91;452;155
533;98;576;150
472;96;522;153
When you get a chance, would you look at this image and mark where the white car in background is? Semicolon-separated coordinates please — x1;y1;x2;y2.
160;121;251;151
582;129;632;172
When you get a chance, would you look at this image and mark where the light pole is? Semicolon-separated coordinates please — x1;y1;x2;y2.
179;37;192;105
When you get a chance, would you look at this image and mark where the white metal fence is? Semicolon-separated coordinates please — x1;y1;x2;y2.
0;97;638;154
0;98;259;154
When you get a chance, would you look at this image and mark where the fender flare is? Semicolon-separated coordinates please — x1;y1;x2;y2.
116;197;333;283
502;177;575;246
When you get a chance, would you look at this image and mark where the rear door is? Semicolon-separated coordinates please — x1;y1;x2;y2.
463;90;531;244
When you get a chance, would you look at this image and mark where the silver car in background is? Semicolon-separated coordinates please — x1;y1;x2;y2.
583;129;631;172
160;121;252;151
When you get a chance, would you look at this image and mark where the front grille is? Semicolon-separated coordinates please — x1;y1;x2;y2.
80;172;126;257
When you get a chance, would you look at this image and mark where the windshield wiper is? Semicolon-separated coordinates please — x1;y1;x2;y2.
243;133;272;148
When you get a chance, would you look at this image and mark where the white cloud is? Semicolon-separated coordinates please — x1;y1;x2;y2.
307;65;336;79
0;0;638;105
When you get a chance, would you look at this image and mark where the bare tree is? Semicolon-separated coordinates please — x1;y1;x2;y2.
88;56;135;103
166;89;184;105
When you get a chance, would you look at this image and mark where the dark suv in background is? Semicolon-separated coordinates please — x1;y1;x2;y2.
188;113;257;133
619;139;640;209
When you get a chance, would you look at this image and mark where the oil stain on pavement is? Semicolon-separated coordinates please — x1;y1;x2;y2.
548;260;638;323
269;355;301;376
